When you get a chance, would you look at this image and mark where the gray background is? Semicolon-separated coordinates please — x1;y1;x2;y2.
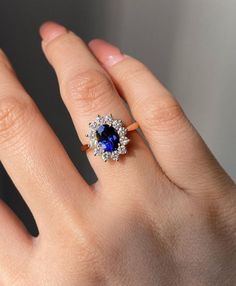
0;0;235;234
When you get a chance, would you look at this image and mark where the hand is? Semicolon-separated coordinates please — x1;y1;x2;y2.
0;21;235;286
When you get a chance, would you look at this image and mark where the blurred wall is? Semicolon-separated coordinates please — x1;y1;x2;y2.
0;0;235;232
104;0;236;180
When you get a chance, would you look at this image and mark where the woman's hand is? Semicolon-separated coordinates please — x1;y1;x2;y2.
0;22;236;286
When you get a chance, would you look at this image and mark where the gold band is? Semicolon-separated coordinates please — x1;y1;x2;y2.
81;121;139;152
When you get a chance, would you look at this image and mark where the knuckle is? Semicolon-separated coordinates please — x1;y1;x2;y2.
0;96;35;143
143;98;186;132
44;31;82;59
61;222;104;279
64;69;114;113
117;60;149;84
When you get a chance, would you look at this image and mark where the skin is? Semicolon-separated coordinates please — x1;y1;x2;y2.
0;21;236;286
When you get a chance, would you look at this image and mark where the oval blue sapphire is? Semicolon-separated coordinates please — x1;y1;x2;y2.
96;124;120;152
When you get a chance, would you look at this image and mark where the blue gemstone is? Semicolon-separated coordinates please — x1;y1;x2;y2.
96;124;120;152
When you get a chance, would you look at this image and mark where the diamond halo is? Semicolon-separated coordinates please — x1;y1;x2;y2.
86;114;130;162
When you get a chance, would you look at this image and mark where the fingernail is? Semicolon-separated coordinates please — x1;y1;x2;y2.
39;21;67;45
89;39;126;67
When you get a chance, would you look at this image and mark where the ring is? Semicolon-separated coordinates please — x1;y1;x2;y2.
81;114;139;162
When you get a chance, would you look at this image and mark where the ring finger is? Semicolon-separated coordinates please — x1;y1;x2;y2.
40;22;161;194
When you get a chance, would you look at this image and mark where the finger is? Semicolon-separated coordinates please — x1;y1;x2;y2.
39;22;161;192
88;39;234;194
0;200;32;281
0;49;91;235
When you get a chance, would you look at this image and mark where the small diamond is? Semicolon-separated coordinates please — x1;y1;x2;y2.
119;136;130;145
96;115;105;125
104;114;113;125
89;138;97;149
89;122;97;129
111;151;119;161
102;152;110;162
88;129;96;138
112;119;122;129
94;145;103;156
118;145;127;154
118;127;127;137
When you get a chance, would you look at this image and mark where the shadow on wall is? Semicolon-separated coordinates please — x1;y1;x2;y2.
110;0;182;87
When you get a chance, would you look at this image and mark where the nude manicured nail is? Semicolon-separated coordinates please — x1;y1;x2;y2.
89;39;126;67
39;21;67;45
